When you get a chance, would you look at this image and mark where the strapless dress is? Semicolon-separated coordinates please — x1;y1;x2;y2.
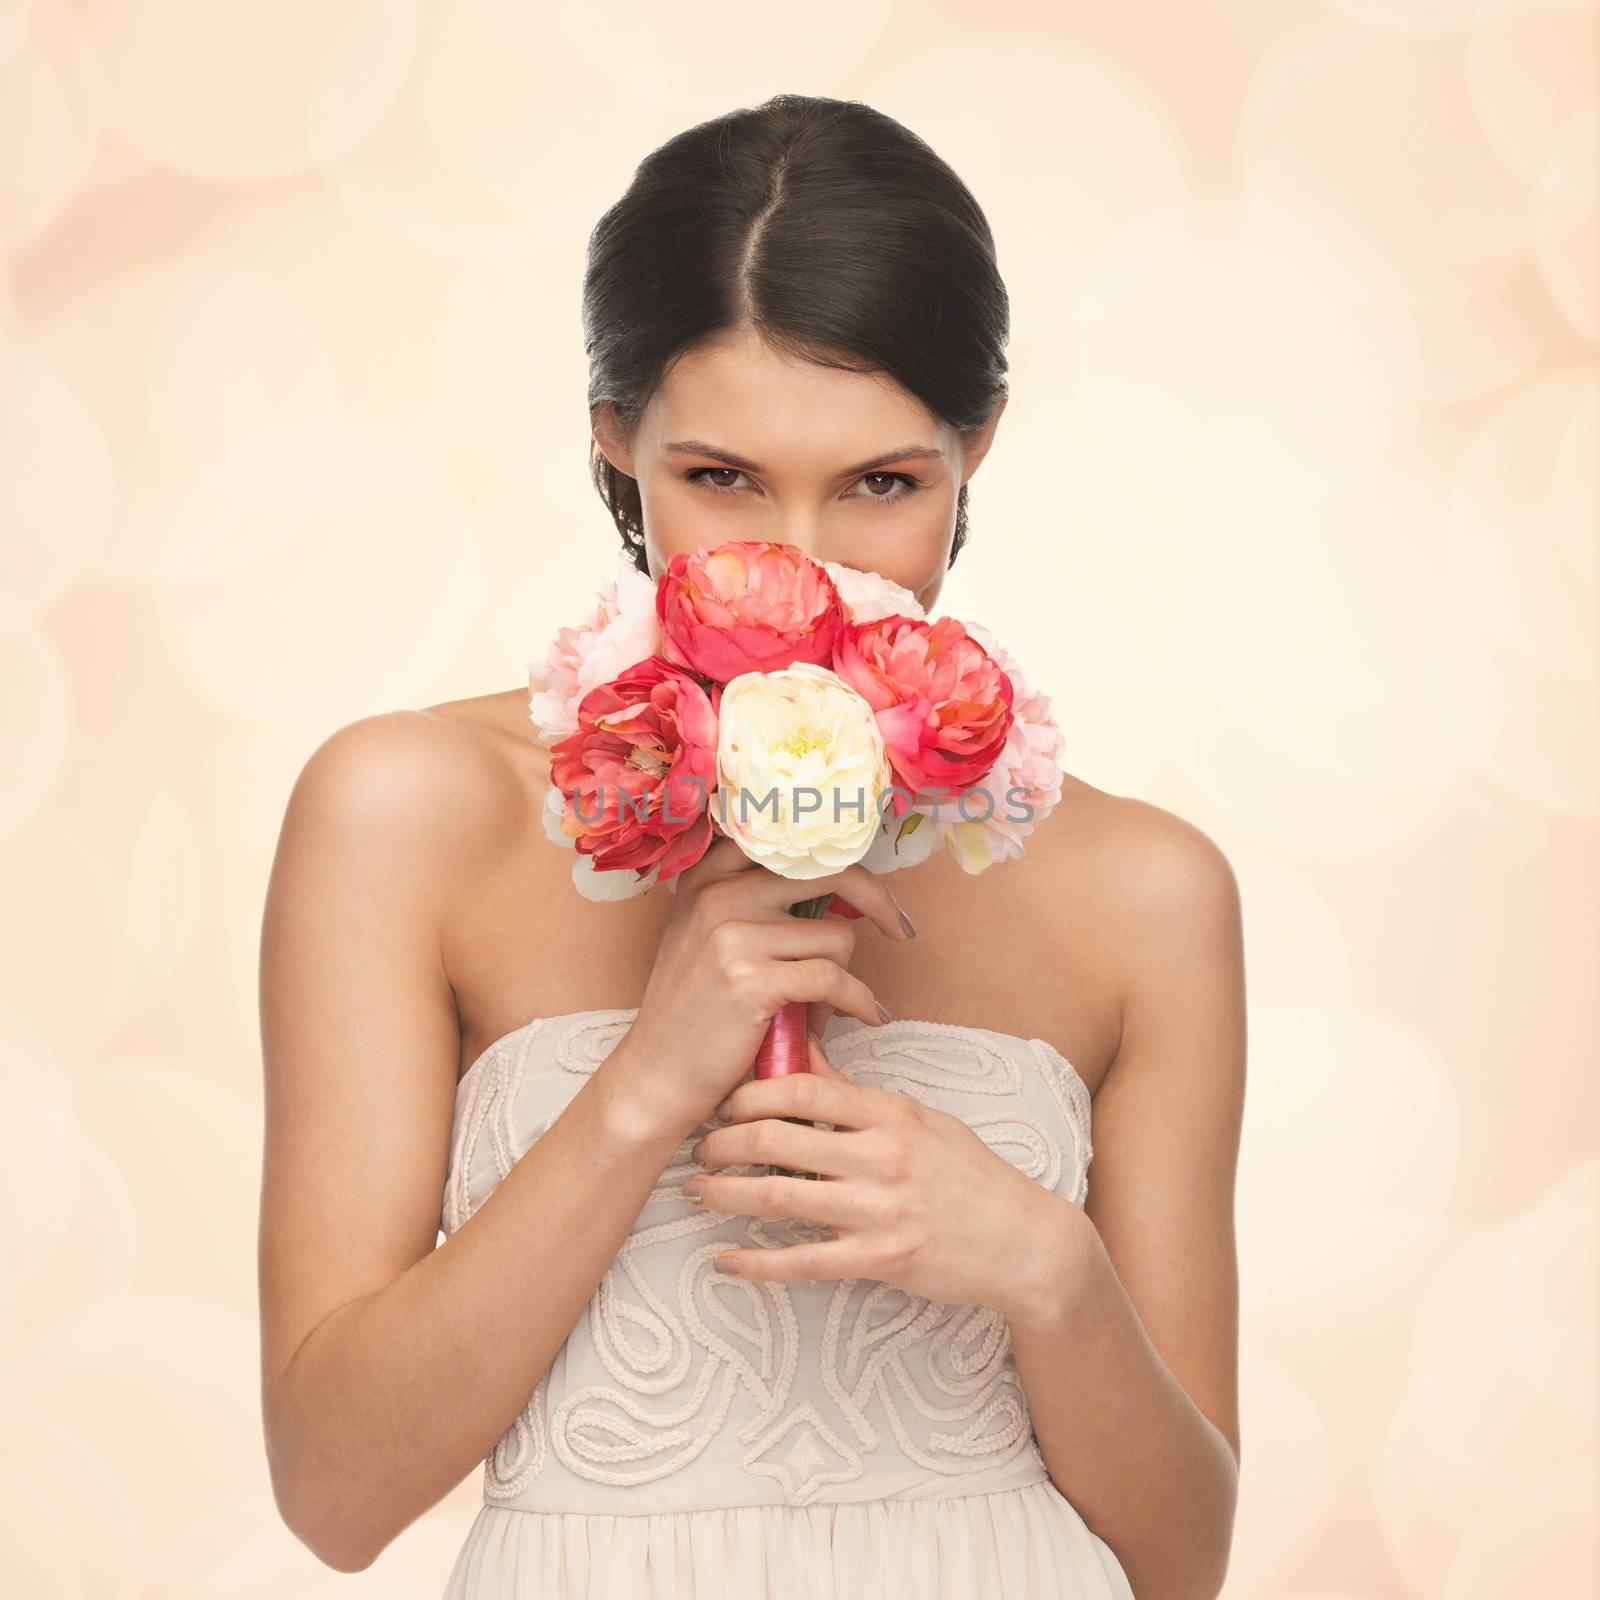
437;1006;1133;1599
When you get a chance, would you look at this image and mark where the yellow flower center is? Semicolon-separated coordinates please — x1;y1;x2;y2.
627;745;670;778
774;727;829;760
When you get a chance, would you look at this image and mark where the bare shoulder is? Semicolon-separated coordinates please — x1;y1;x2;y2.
280;688;540;884
297;689;536;814
1027;776;1243;1043
1034;774;1240;923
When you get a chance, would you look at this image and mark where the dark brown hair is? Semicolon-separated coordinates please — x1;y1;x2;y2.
582;93;1011;576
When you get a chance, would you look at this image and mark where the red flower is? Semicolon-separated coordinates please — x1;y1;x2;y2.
656;540;844;683
831;615;1015;818
549;656;717;886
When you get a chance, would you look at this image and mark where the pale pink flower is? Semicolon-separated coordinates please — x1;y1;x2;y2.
820;559;926;623
528;557;661;744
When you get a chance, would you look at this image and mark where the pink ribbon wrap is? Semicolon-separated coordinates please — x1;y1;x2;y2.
750;891;839;1178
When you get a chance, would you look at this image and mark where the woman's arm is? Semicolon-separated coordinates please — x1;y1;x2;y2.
258;714;693;1572
1005;804;1245;1600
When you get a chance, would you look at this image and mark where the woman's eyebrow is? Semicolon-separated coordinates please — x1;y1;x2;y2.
664;440;945;477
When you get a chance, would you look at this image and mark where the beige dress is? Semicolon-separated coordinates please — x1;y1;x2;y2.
439;1007;1134;1600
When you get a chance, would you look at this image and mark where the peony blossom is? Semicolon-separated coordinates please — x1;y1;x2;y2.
657;540;844;683
714;661;891;880
547;655;717;901
857;806;941;877
527;540;1066;900
831;614;1015;820
528;557;661;744
923;620;1065;873
819;558;926;622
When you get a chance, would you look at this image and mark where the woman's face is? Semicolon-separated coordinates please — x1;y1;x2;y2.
592;326;1005;615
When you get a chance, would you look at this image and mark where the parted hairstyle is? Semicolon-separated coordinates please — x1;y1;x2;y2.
582;92;1011;576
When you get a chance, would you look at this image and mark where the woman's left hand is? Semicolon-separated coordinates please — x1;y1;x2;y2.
683;1033;1092;1323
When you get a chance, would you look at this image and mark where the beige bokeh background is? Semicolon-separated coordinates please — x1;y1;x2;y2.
1;1;1595;1595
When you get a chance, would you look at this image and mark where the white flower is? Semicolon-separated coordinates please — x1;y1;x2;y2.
715;661;891;880
528;556;661;745
858;809;940;877
540;781;570;849
541;780;660;901
820;559;926;622
572;854;660;902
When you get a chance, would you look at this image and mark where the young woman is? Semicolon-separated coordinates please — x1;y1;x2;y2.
258;93;1244;1599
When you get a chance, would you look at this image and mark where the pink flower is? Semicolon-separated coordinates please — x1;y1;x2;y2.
928;620;1064;873
831;614;1015;819
548;656;717;897
656;540;844;683
528;558;662;744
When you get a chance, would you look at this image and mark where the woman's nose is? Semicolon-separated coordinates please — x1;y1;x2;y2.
767;527;823;563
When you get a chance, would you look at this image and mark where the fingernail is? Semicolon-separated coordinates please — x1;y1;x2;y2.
875;999;892;1023
897;906;917;939
682;1177;706;1202
714;1256;740;1275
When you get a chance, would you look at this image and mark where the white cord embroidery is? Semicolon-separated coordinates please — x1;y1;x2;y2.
443;1011;1094;1507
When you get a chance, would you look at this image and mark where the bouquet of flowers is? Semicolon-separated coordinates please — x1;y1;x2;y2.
528;539;1064;1100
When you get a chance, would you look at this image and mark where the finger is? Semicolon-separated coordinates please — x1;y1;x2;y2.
804;1033;849;1082
805;1000;837;1039
723;1059;881;1131
689;1169;860;1225
697;1114;873;1179
674;832;764;891
761;956;886;1032
724;1034;848;1120
712;1241;864;1281
799;1038;850;1134
733;915;856;966
745;860;914;946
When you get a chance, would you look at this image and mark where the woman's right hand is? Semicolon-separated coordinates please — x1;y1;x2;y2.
602;835;916;1142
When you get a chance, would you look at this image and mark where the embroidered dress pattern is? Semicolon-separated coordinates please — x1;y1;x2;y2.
438;1008;1134;1599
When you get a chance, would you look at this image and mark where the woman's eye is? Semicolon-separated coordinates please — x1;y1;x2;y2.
686;467;919;506
687;467;747;494
852;472;918;505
